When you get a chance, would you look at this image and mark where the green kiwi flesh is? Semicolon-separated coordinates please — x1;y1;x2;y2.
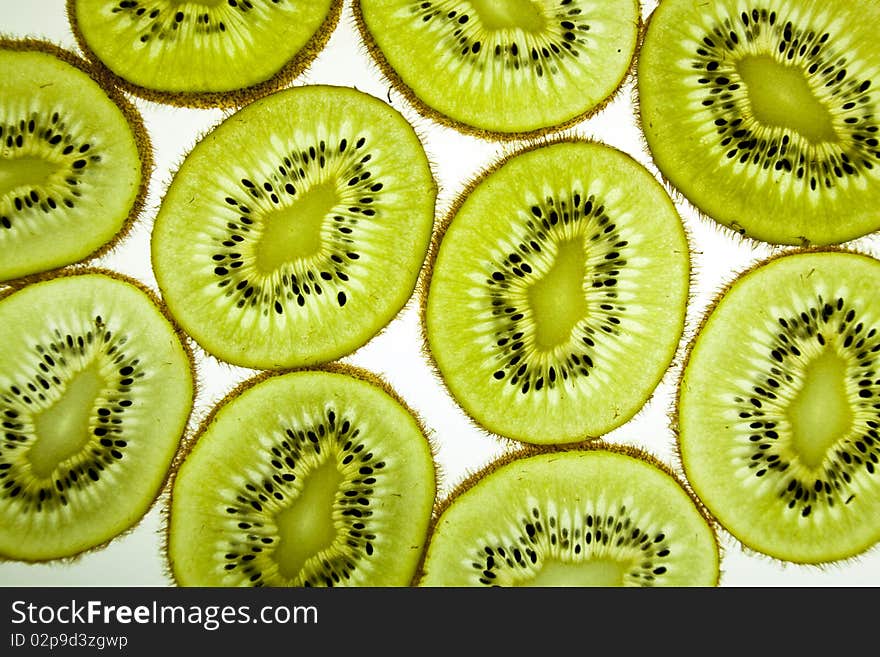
355;0;640;137
0;39;149;282
424;139;690;444
151;84;436;370
419;444;720;586
638;0;880;245
678;250;880;563
67;0;343;107
167;367;436;587
0;270;194;562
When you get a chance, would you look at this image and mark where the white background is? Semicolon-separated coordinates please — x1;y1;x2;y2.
1;0;878;586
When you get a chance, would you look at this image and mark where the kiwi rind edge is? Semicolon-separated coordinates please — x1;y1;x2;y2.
352;2;643;142
0;37;153;286
65;0;345;109
149;82;440;371
161;362;441;587
417;134;697;447
670;245;880;569
632;5;880;249
413;439;723;586
630;7;790;250
0;266;198;565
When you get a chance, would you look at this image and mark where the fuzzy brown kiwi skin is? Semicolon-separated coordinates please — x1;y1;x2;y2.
66;0;344;109
417;134;697;447
0;38;153;286
161;362;440;587
352;2;642;142
413;440;722;586
0;266;198;565
669;245;880;569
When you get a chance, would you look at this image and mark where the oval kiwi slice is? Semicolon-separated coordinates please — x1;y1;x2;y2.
167;366;436;587
0;270;194;562
419;444;720;586
67;0;343;107
151;84;436;370
354;0;640;137
678;250;880;563
0;39;149;283
638;0;880;245
424;139;690;444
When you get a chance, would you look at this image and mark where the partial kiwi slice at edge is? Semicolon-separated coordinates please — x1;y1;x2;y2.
638;0;880;245
423;138;690;444
0;39;150;283
0;269;194;562
418;444;720;587
67;0;343;108
355;0;640;138
677;249;880;564
167;365;437;587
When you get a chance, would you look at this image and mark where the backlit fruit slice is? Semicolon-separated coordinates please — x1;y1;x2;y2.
67;0;343;107
151;84;436;370
0;39;149;282
354;0;640;137
424;139;690;444
419;445;720;586
0;270;194;562
678;250;880;563
167;366;436;587
638;0;880;245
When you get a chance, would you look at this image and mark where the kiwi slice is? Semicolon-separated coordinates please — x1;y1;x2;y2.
67;0;343;108
423;139;690;444
354;0;640;137
638;0;880;245
0;269;194;562
677;249;880;563
167;366;436;586
419;444;720;586
0;39;150;283
151;84;436;370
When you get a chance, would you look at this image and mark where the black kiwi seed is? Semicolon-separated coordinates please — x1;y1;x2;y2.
355;0;640;136
0;113;101;232
419;446;720;586
167;368;436;586
1;39;152;283
0;270;194;562
470;504;674;586
218;408;385;587
486;191;627;393
0;318;143;514
733;294;880;515
410;1;593;78
211;136;376;315
71;0;345;108
694;11;879;189
152;84;436;372
678;250;880;563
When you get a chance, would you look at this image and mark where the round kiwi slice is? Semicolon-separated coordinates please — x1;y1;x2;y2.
354;0;640;137
0;39;150;283
167;366;436;587
638;0;880;245
151;84;436;370
0;269;194;562
677;249;880;564
67;0;343;108
423;139;690;445
419;444;720;586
